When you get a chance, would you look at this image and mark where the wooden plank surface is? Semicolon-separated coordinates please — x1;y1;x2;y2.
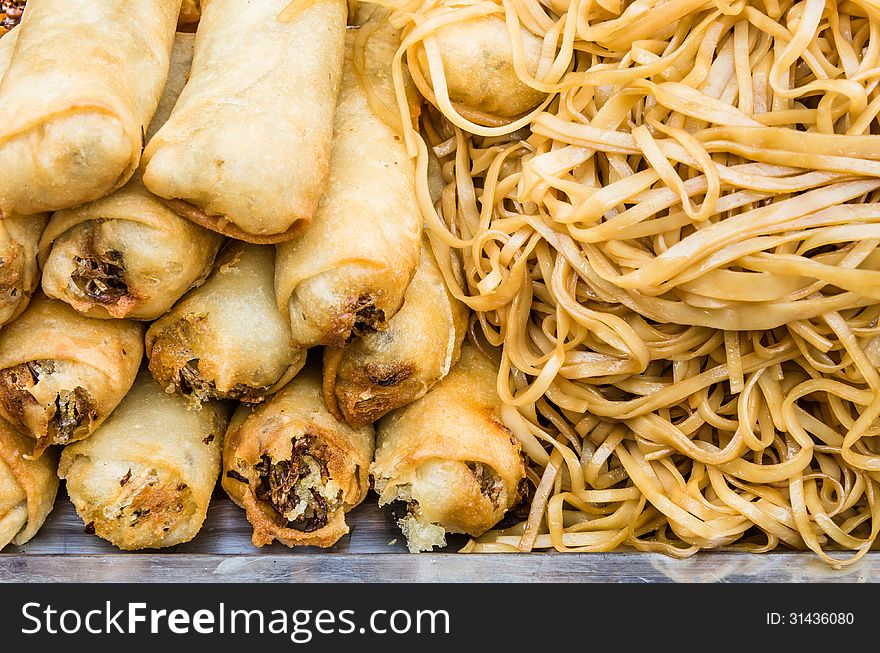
2;489;878;582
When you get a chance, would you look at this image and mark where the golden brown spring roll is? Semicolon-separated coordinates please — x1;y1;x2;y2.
0;213;48;329
146;242;305;405
222;366;374;548
0;420;58;550
142;0;346;243
324;239;468;427
275;21;422;348
0;295;143;455
0;0;182;216
0;28;48;327
59;372;228;550
372;344;526;552
414;14;545;119
38;34;224;320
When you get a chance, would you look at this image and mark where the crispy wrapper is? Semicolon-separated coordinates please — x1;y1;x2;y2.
0;28;48;327
0;0;181;216
142;0;346;242
413;14;545;119
38;34;222;321
0;295;143;455
147;242;305;405
0;421;58;550
223;366;374;548
59;372;228;550
275;18;422;347
0;213;48;329
372;344;526;552
324;239;468;427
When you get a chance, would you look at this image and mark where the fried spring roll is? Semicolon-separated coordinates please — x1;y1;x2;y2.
414;14;545;118
0;421;58;550
142;0;346;243
0;296;143;455
324;239;468;427
0;0;182;216
146;242;305;405
275;20;422;347
0;214;48;329
0;28;48;327
38;34;224;320
59;372;228;550
223;366;374;548
372;344;526;552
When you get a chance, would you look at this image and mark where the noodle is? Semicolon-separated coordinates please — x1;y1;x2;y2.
370;0;880;567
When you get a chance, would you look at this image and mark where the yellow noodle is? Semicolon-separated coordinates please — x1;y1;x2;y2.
370;0;880;566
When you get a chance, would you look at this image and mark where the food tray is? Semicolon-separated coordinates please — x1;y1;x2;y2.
1;488;875;583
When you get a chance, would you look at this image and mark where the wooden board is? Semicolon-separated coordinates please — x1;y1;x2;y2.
2;488;878;582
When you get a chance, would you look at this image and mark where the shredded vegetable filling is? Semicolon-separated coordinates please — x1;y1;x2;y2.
369;0;880;566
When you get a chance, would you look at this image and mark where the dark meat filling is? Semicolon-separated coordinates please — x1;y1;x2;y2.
466;462;504;509
0;360;96;450
1;1;25;30
70;250;129;304
51;387;94;445
350;294;385;340
253;436;337;532
176;359;268;404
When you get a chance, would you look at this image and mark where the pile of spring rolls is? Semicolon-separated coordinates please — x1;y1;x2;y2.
0;0;526;554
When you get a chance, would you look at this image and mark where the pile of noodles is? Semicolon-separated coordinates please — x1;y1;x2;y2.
365;0;880;567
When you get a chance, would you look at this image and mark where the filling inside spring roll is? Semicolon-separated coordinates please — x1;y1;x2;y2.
223;368;374;548
251;434;342;533
0;360;97;450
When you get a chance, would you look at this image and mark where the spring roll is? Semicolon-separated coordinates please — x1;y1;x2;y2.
414;14;545;118
142;0;346;243
0;295;143;455
0;0;182;216
324;239;468;427
275;20;422;348
372;344;526;552
59;372;228;550
0;213;47;329
146;242;305;405
222;366;374;548
0;28;48;328
0;420;58;550
38;34;223;321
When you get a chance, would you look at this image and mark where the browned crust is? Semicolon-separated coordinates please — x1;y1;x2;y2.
333;360;417;428
88;476;194;550
147;315;273;404
321;347;345;422
161;198;309;244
